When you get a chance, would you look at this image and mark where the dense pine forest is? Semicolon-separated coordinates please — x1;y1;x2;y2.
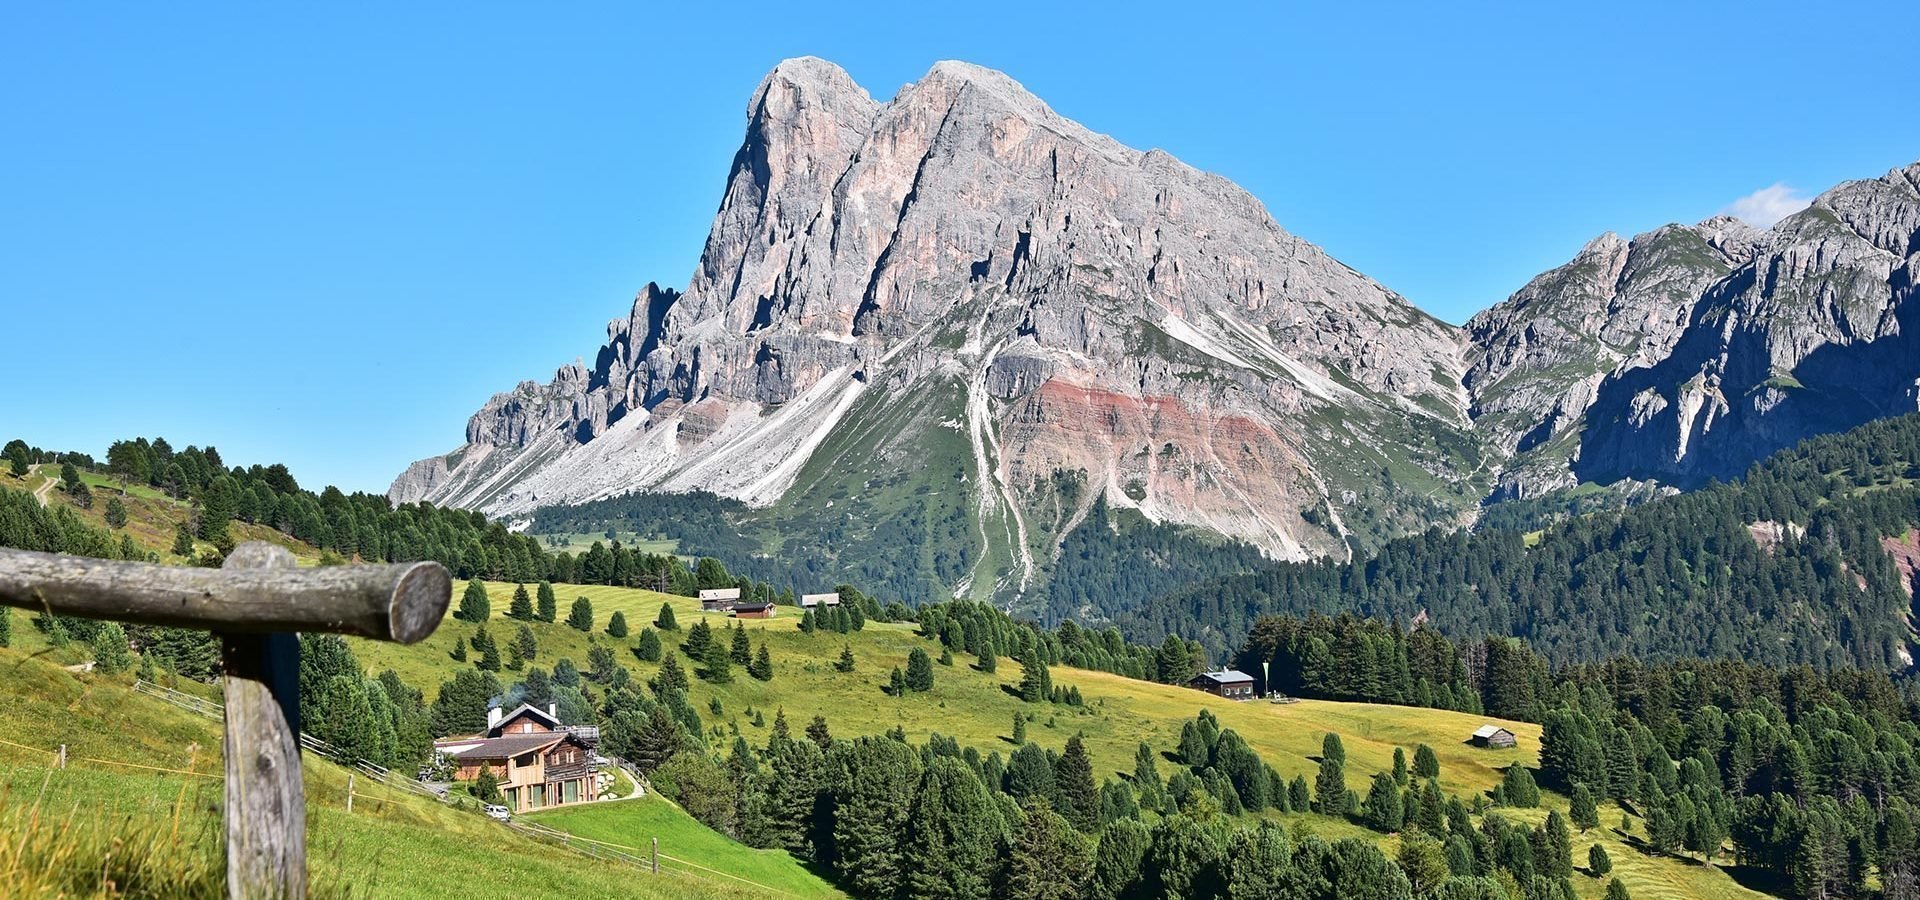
1119;413;1920;670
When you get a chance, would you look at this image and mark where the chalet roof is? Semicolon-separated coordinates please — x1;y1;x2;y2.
1472;724;1514;739
734;602;774;612
490;702;560;735
799;593;841;606
1195;669;1254;684
699;587;742;601
451;732;570;761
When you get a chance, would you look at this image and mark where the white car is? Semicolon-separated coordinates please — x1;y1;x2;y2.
483;804;511;822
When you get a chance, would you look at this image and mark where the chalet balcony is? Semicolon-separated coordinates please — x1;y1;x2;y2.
545;762;597;782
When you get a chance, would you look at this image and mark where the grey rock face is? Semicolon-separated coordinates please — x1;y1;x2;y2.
392;56;1484;583
391;53;1920;597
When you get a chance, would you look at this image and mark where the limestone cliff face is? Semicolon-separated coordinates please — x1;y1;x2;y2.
390;54;1920;600
1467;164;1920;493
392;57;1485;591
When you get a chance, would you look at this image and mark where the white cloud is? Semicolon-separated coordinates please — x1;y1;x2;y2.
1722;183;1811;229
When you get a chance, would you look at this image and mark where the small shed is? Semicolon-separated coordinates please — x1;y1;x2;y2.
1189;669;1256;700
733;602;776;619
1470;725;1517;749
799;592;841;609
699;587;742;611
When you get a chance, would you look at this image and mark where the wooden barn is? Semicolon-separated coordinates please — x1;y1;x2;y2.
1470;725;1517;749
699;587;742;611
733;601;776;619
1189;669;1256;700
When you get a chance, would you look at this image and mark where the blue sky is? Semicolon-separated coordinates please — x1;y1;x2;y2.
4;2;1915;493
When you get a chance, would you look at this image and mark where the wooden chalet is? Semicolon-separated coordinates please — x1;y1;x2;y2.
733;601;776;619
1470;724;1517;749
433;703;602;812
799;592;841;609
1189;669;1256;700
699;587;743;611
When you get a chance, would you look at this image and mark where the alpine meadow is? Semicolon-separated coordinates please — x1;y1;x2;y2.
7;9;1920;900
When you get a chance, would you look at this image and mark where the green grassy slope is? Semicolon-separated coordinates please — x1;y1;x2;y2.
0;646;776;898
350;581;1773;900
529;796;844;898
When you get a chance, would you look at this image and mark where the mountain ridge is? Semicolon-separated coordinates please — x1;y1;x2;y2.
393;56;1920;606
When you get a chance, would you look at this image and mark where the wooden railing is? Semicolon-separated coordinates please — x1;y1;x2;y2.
0;542;451;900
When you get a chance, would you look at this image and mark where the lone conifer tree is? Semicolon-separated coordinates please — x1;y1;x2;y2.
834;645;856;673
456;579;490;623
606;611;629;638
906;647;934;692
750;643;773;681
535;581;557;622
635;627;663;662
567;596;594;632
171;521;195;557
508;584;533;620
655;602;678;631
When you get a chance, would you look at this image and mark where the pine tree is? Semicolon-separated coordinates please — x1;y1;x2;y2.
92;621;132;674
1315;755;1350;816
104;496;128;529
835;645;856;673
456;579;490;623
1018;654;1052;703
1055;735;1100;832
903;757;1004;899
1536;809;1573;879
977;643;997;673
652;651;689;695
730;622;752;664
535;581;557;622
806;715;832;750
635;627;663;662
1091;818;1152;899
567;596;594;632
1013;712;1027;745
1570;783;1600;832
473;763;503;804
1392;746;1409;785
606;611;629;638
1362;772;1404;832
655;602;678;631
631;704;681;773
1588;844;1612;876
799;609;816;633
1323;732;1346;765
1414;743;1440;779
475;632;501;672
703;640;733;684
1007;802;1093;900
938;646;954;666
1605;878;1630;900
512;624;538;662
450;639;467;662
1502;765;1540;808
750;643;773;681
508;584;534;620
888;666;907;696
171;520;195;557
906;646;934;692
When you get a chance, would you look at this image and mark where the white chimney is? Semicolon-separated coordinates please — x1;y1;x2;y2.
547;702;558;720
487;706;503;729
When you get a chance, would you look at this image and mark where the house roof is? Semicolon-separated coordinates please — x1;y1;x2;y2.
699;587;742;601
799;593;840;606
1472;725;1514;738
491;703;560;734
734;602;774;612
451;732;570;762
1194;669;1254;684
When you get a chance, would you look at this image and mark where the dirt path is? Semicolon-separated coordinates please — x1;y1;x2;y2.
29;464;56;507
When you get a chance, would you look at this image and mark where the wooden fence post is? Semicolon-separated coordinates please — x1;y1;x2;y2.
221;543;305;900
56;744;66;769
346;773;355;814
652;837;659;874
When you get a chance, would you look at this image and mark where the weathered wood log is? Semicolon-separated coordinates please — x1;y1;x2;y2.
221;542;306;900
0;545;450;643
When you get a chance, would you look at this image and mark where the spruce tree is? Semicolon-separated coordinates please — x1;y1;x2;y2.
450;639;467;662
903;757;1003;899
474;763;503;804
1091;818;1152;899
536;581;557;622
703;640;733;684
1414;743;1440;779
1013;712;1027;745
635;627;663;662
655;602;678;631
799;609;816;633
1315;755;1350;816
1605;878;1630;900
1537;809;1573;878
1055;735;1100;832
1322;732;1346;765
730;622;751;664
750;643;773;681
606;611;629;638
1392;746;1409;785
512;624;537;662
888;666;907;696
1570;783;1600;832
508;584;534;620
456;579;490;623
1007;802;1093;899
835;645;856;673
92;621;132;674
475;629;501;672
104;496;127;529
171;520;195;557
1362;772;1404;832
906;646;934;692
1589;844;1612;876
938;646;954;666
652;651;689;695
1018;653;1052;703
806;715;832;750
977;643;997;673
567;596;594;632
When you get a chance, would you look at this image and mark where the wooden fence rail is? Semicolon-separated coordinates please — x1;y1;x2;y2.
0;542;450;900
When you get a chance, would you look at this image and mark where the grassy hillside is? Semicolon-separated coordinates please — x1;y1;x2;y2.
529;797;843;898
0;463;322;563
0;646;781;898
350;581;1773;900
